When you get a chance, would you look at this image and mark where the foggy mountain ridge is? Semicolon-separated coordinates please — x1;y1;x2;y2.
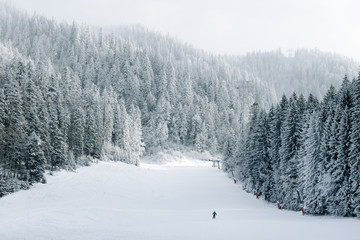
115;24;359;102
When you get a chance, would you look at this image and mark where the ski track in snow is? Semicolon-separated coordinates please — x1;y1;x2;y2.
0;156;359;240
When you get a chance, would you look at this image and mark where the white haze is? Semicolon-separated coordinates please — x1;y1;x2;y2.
7;0;360;61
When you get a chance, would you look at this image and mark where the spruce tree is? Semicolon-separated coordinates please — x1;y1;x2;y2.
47;80;67;170
256;110;272;201
112;103;122;148
268;99;287;202
69;107;85;159
350;74;360;217
128;105;144;165
0;89;7;164
279;94;302;210
333;107;352;216
25;132;46;184
243;103;260;192
84;107;97;158
4;81;27;180
22;79;41;135
301;113;322;214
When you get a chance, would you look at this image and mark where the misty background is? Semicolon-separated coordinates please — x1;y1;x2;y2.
7;0;360;61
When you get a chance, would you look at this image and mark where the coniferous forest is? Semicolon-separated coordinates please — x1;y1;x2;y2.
0;2;359;219
223;76;360;217
0;3;251;196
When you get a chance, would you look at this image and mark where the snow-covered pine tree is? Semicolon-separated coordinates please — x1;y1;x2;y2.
139;51;154;101
325;77;353;216
128;105;144;165
256;110;273;201
4;81;27;181
267;106;279;202
22;78;41;135
321;104;341;213
279;93;302;210
316;85;338;214
0;89;7;164
195;122;208;152
15;60;27;86
36;94;51;163
243;103;260;193
166;62;177;104
269;95;288;203
306;93;320;113
25;132;46;184
333;106;352;216
47;77;67;170
205;103;218;154
349;73;360;217
84;106;97;158
168;109;181;144
178;103;189;144
112;103;122;148
156;65;168;100
153;95;170;147
69;107;85;160
120;105;131;164
83;86;103;160
102;90;114;143
300;113;322;214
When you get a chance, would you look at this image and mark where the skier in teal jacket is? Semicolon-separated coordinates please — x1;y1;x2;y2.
212;211;217;219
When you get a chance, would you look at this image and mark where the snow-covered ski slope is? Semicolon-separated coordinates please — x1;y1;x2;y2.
0;151;359;240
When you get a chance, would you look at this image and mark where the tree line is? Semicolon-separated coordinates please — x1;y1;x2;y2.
224;75;360;217
0;60;144;196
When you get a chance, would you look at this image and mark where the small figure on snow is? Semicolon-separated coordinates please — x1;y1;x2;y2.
212;211;217;219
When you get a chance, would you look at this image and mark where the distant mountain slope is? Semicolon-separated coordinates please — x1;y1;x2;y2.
116;26;359;104
1;3;357;107
232;49;358;100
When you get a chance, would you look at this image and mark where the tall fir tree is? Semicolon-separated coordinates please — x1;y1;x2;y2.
279;94;302;210
25;132;46;184
69;107;85;159
349;74;360;217
4;81;27;180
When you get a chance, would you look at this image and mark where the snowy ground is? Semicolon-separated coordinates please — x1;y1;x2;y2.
0;151;359;240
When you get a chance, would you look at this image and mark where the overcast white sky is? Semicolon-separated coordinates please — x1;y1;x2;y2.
7;0;360;61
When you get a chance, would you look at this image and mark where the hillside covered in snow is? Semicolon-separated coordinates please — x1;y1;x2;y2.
0;152;359;240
